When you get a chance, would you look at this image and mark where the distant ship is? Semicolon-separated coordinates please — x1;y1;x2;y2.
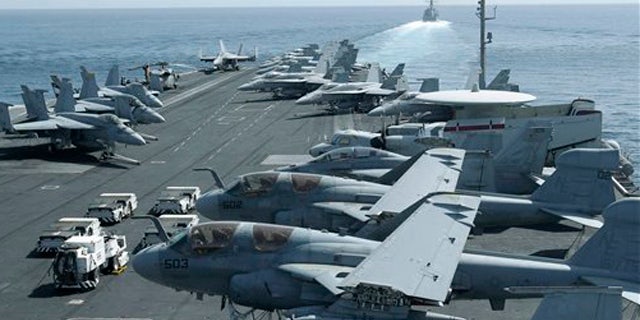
422;0;439;22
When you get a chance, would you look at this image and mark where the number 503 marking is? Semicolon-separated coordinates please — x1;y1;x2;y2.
163;258;189;269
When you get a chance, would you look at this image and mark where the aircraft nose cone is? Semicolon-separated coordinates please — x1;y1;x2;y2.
195;192;219;219
237;81;256;91
295;93;316;105
144;110;166;124
368;106;386;117
133;246;161;283
121;130;147;146
146;95;164;109
308;143;332;157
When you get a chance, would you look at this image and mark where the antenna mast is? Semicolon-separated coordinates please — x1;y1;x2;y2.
476;0;497;89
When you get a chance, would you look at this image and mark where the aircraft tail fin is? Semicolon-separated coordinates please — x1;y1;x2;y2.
237;43;243;55
53;77;76;113
331;69;349;83
531;148;619;215
219;40;228;54
464;68;481;90
506;286;624;320
149;73;163;92
50;75;64;97
419;78;440;93
388;63;405;77
313;54;328;75
0;102;15;133
366;63;381;83
113;96;134;122
377;150;425;185
21;85;49;120
105;65;121;86
380;64;406;90
79;66;100;99
492;125;552;193
487;69;520;92
569;198;640;290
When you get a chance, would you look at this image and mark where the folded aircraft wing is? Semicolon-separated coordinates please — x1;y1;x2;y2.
366;148;464;218
12;120;59;131
312;202;372;222
278;263;354;295
364;87;396;96
13;117;95;131
338;193;480;304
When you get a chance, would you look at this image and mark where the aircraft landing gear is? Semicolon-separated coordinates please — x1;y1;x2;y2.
226;299;284;320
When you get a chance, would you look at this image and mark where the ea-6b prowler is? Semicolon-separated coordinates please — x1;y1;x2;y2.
134;159;639;319
196;147;622;234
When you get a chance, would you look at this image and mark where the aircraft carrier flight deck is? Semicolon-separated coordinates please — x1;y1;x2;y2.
0;69;598;320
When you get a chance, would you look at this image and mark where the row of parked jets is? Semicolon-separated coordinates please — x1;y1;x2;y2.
131;42;639;320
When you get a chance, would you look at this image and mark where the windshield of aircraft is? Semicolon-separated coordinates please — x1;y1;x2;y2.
228;173;279;195
253;224;293;252
331;134;352;146
291;173;322;193
189;222;239;253
100;114;122;124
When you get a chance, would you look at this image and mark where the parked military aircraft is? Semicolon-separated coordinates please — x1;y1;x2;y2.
196;147;619;234
51;76;165;125
0;86;146;163
199;40;257;71
310;93;611;170
239;44;359;99
296;63;409;111
128;62;179;92
281;125;551;195
80;65;164;109
134;188;639;319
134;149;477;319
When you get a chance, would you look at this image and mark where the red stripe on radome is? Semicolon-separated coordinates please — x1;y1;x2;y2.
444;123;505;132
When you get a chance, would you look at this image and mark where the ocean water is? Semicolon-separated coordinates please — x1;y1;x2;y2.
0;5;638;172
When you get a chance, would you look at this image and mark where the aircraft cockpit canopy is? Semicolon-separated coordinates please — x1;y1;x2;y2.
228;173;279;196
252;224;293;252
291;173;322;193
189;222;239;252
313;147;393;163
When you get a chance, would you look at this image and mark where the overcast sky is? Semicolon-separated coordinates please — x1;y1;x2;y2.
1;0;638;10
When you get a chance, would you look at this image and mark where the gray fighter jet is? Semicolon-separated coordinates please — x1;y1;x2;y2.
280;125;551;194
296;63;409;111
238;44;359;99
0;86;146;162
80;65;164;109
199;40;257;71
134;186;639;319
196;147;619;233
51;76;165;125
